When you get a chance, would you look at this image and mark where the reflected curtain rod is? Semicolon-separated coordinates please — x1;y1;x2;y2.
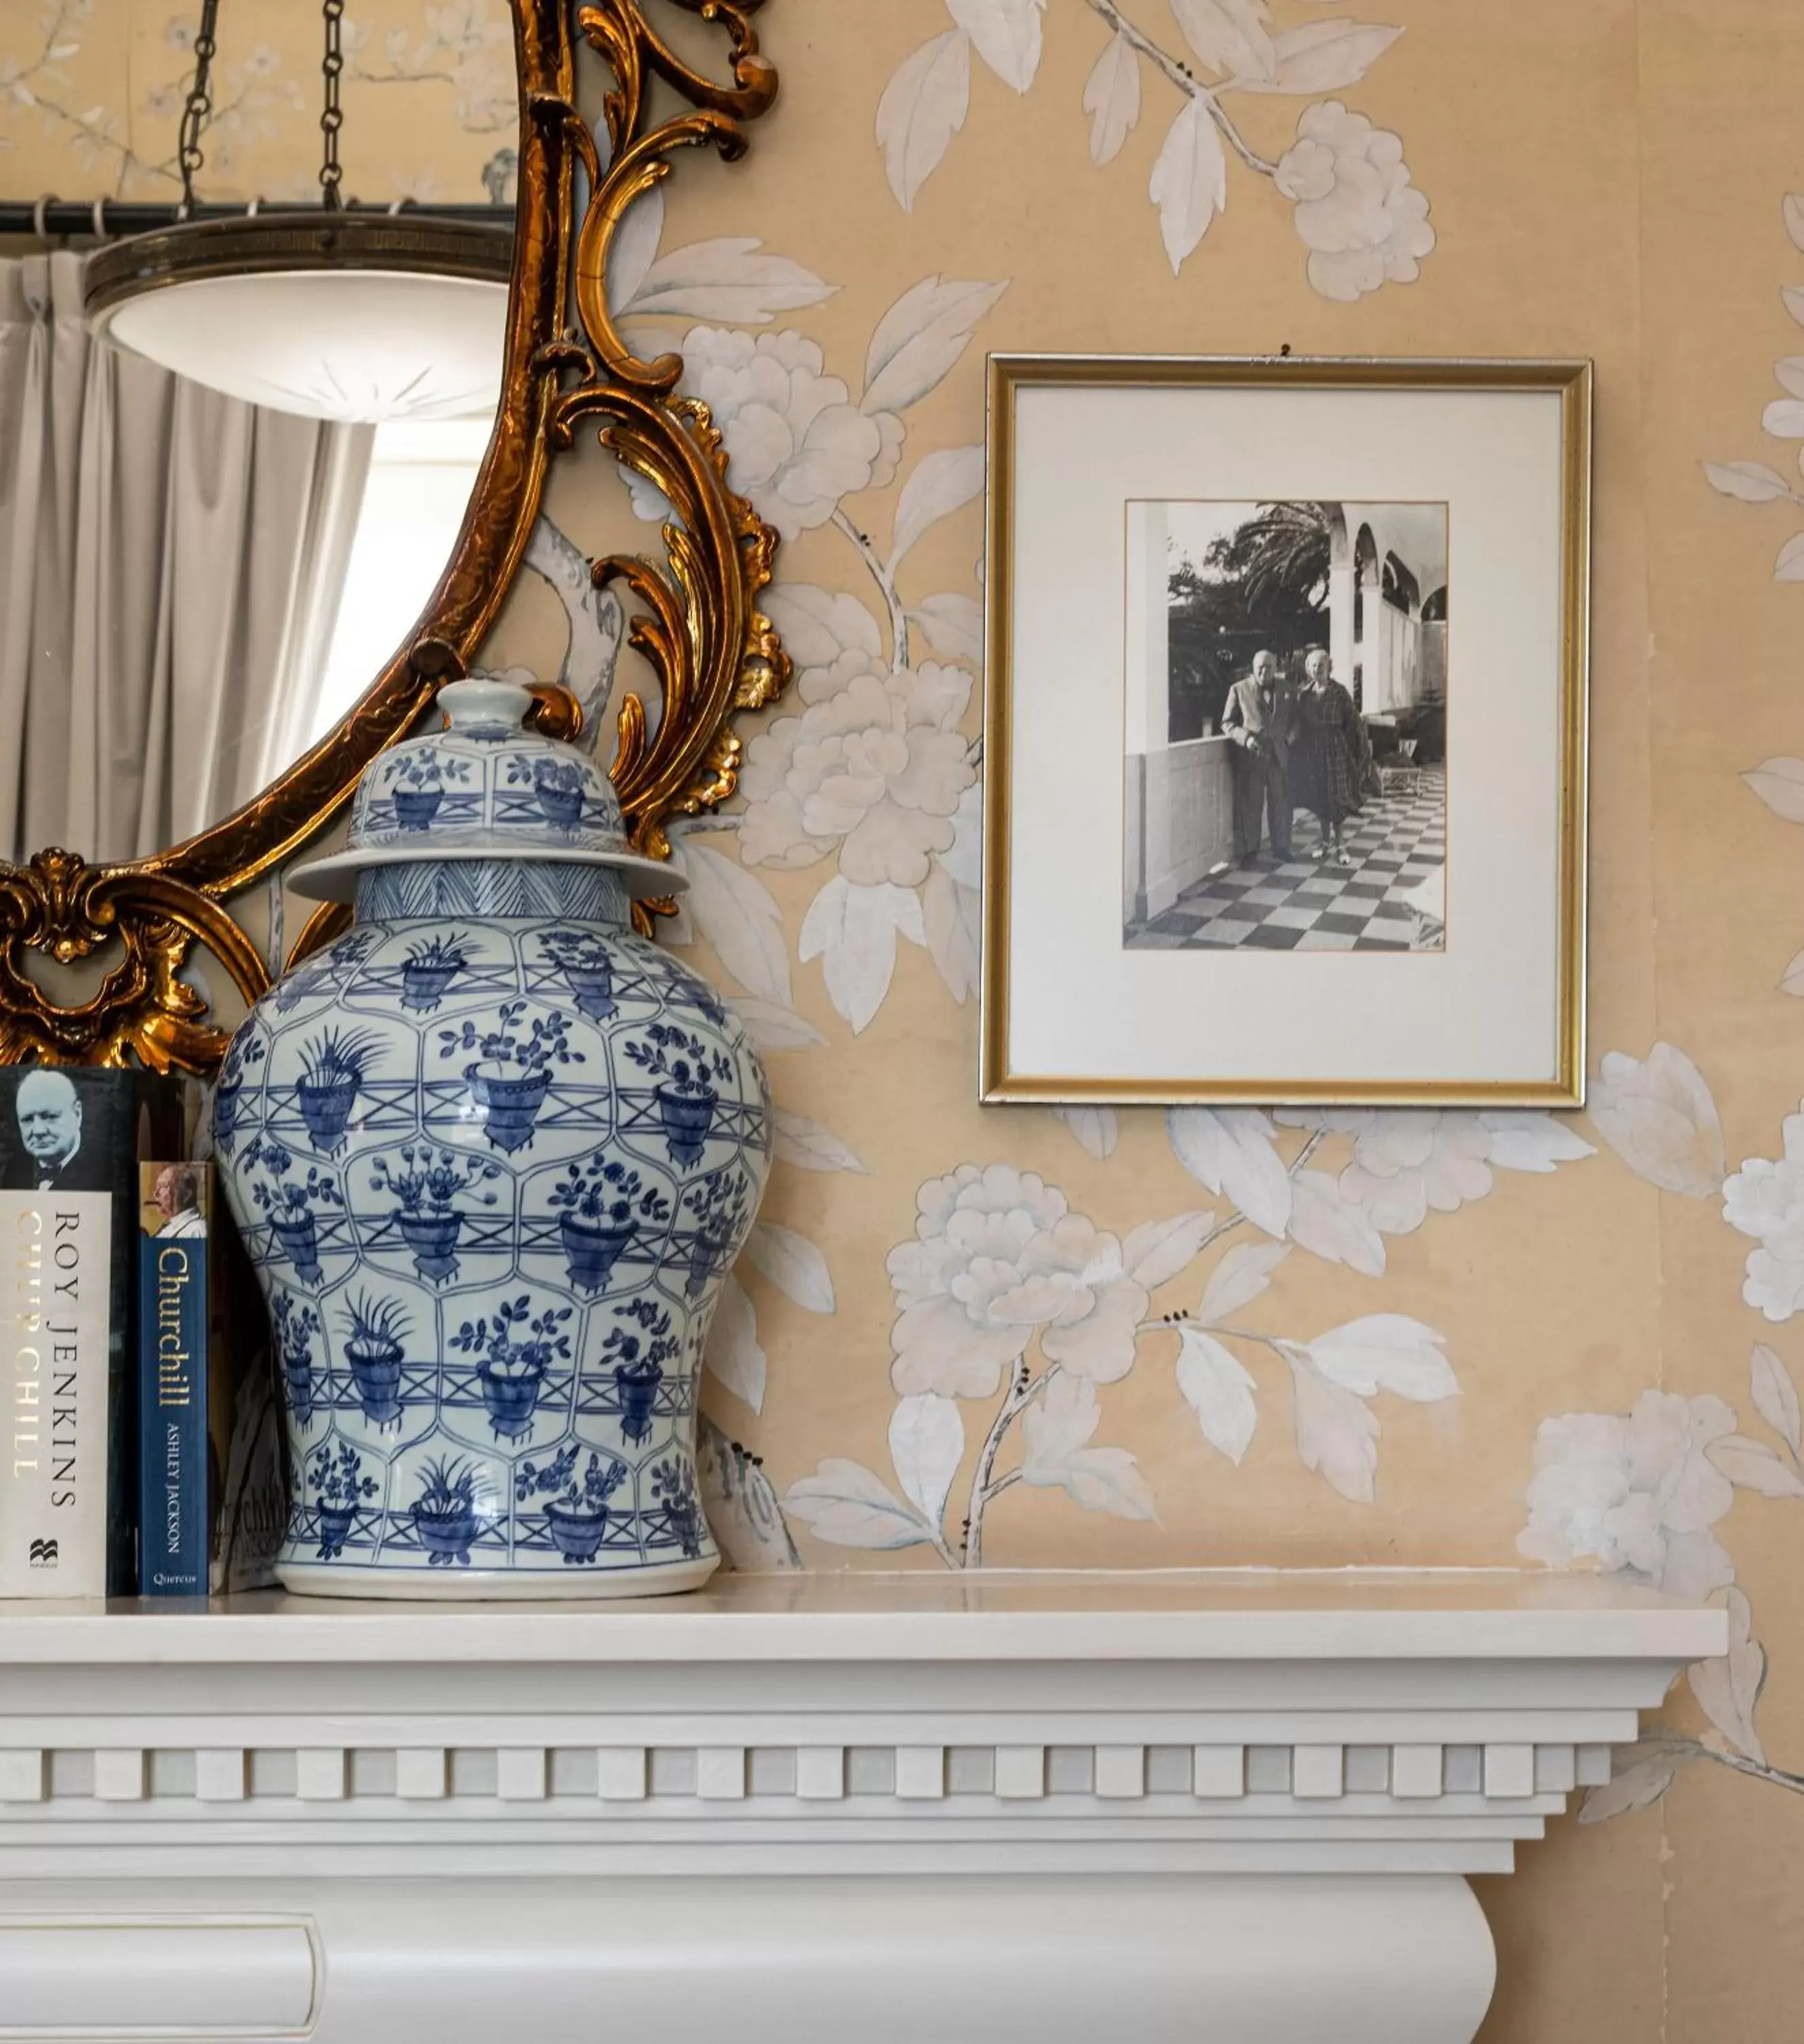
1;197;514;241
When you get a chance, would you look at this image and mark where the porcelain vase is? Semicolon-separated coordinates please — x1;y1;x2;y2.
215;677;771;1598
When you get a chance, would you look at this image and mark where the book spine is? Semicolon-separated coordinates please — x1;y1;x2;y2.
0;1190;112;1598
137;1225;208;1598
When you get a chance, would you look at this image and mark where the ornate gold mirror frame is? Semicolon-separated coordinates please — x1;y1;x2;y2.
0;0;787;1072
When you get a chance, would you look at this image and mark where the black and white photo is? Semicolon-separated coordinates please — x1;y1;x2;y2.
1123;499;1448;955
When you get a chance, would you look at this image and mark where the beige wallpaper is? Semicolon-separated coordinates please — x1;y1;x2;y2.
9;2;1804;2037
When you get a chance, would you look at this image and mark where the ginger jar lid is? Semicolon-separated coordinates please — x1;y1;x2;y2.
287;674;685;904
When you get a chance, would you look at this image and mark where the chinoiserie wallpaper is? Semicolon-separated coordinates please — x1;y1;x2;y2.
5;0;1804;2037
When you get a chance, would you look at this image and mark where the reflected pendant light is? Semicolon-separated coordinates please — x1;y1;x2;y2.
86;0;512;424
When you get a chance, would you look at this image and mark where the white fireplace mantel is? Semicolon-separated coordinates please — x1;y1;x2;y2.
0;1571;1723;2043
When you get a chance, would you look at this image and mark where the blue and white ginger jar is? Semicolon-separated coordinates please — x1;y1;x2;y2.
216;675;771;1598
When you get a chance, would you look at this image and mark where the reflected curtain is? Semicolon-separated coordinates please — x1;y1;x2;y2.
0;250;373;865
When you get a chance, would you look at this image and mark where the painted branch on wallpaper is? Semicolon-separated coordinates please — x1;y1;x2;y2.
784;1106;1595;1566
874;0;1433;300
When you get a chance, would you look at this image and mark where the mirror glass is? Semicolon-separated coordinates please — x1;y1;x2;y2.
0;1;518;868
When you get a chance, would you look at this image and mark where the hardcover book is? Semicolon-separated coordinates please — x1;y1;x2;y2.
0;1068;178;1598
137;1162;211;1598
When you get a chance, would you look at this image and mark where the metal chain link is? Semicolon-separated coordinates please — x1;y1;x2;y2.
176;0;222;217
319;0;345;209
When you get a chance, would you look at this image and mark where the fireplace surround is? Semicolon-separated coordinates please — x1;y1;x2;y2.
0;1573;1720;2042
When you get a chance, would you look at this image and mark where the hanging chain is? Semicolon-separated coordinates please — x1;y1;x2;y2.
319;0;345;209
176;0;222;217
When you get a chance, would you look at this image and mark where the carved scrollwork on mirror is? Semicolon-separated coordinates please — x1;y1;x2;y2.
0;0;788;1072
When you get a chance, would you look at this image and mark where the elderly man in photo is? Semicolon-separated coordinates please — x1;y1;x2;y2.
7;1069;108;1192
1220;647;1298;864
151;1164;206;1239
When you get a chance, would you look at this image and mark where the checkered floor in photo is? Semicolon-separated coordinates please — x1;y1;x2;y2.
1125;766;1446;953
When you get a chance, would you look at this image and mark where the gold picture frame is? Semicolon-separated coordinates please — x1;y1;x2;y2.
981;353;1592;1108
0;0;789;1072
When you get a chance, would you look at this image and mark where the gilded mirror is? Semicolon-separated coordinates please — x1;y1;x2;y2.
0;0;788;1072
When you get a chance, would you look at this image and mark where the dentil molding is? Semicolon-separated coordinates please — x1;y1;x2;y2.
0;1572;1722;2044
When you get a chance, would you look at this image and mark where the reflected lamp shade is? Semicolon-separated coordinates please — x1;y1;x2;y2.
86;212;513;424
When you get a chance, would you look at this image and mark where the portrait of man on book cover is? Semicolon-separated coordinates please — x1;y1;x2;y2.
0;1068;119;1194
146;1163;207;1239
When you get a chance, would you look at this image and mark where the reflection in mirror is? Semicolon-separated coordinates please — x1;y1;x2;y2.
0;0;516;870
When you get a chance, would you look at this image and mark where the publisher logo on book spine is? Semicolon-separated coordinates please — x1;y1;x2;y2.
27;1538;58;1568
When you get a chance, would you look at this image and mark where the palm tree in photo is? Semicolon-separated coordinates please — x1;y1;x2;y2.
1204;501;1337;637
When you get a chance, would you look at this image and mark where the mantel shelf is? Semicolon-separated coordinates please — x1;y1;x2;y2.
0;1571;1723;2044
0;1566;1726;1664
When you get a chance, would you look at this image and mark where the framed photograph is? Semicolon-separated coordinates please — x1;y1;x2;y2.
981;355;1590;1106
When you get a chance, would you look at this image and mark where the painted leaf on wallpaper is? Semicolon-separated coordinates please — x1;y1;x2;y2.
877;30;974;213
800;876;929;1034
1288;1353;1381;1504
946;0;1046;93
1587;1043;1726;1199
744;1222;837;1315
1168;0;1277;82
890;445;987;572
771;1108;869;1177
1761;398;1804;437
1019;1374;1155;1519
1578;1742;1685;1826
920;861;981;1007
1167;1108;1292;1238
1249;20;1403;94
606;185;665;314
624;238;838;326
704;1273;768;1414
762;585;885;668
1148;97;1228;272
697;1418;801;1573
523;518;625;727
1688;1589;1768;1766
908;592;985;662
1743;757;1804;822
1123;1209;1219;1288
1175;1325;1259;1465
1198;1240;1290;1326
784;1459;936;1550
1777;358;1804;398
1053;1106;1121;1161
1286;1168;1386;1276
1704;459;1795;503
726;997;828;1055
1083;31;1142;167
1305;1316;1456;1403
1708;1435;1804;1498
1478;1113;1596;1173
1775;531;1804;581
668;839;793;1007
1750;1342;1803;1457
890;1393;967;1528
862;277;1010;418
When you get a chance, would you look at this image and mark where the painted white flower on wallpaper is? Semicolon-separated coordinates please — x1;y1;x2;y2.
1724;1106;1804;1321
1513;1044;1804;1818
876;0;1432;300
783;1105;1598;1568
616;221;1001;1034
1520;1391;1738;1604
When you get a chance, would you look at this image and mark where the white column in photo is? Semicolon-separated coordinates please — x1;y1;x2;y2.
1123;501;1234;926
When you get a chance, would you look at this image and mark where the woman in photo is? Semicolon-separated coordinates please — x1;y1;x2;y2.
1292;647;1373;866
